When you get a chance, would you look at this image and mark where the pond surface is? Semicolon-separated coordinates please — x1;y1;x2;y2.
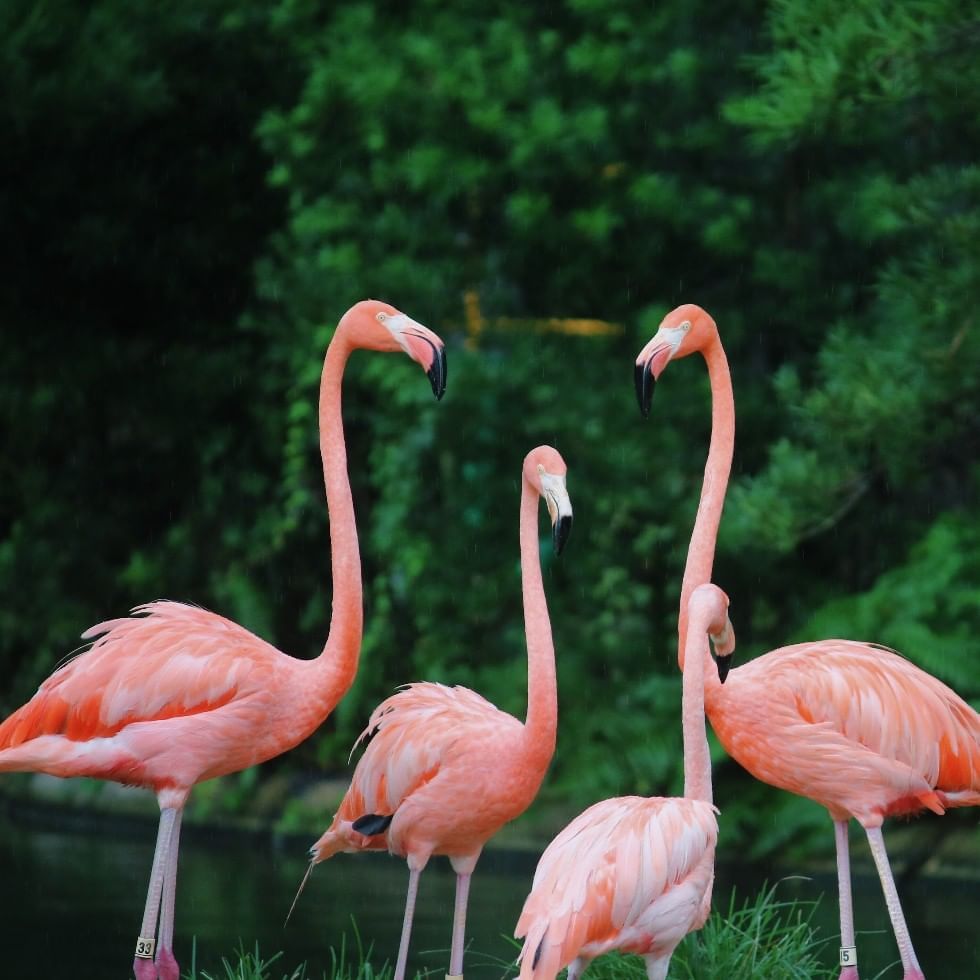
0;801;977;979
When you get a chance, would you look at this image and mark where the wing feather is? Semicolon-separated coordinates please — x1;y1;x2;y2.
312;682;522;861
516;796;717;980
0;601;280;749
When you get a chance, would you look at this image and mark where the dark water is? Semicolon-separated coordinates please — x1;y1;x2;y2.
0;803;977;979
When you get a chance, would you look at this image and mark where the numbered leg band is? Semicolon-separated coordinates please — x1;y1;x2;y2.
135;936;156;959
839;946;857;967
445;974;463;980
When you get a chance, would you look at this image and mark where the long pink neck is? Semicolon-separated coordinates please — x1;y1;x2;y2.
682;606;712;803
313;333;363;694
520;481;558;774
677;338;734;672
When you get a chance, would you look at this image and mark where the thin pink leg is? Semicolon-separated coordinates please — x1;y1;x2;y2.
448;871;472;976
834;819;860;980
155;809;183;980
133;807;179;980
865;827;925;980
394;867;421;980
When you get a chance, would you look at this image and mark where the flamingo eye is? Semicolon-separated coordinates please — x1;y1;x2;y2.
680;321;691;332
376;312;387;322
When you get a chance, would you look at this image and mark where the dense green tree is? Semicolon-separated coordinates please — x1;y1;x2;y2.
0;0;294;699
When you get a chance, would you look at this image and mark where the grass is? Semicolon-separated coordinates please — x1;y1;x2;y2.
183;926;398;980
184;882;836;980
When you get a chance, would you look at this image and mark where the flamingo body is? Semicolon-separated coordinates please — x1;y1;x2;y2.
315;681;539;865
0;602;334;804
707;639;980;828
516;796;717;980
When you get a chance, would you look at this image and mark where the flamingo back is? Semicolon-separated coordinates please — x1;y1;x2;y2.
312;681;524;863
515;796;718;980
0;602;297;788
710;640;980;822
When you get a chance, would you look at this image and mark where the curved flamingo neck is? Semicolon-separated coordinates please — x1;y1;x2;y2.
314;332;363;691
682;607;712;803
678;337;733;673
520;480;558;773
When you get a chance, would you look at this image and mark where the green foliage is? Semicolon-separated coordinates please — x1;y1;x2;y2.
802;513;980;695
190;885;834;980
185;930;398;980
672;883;834;979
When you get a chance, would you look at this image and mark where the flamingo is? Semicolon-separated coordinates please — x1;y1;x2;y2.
634;303;980;980
514;583;733;980
307;445;572;980
0;299;447;980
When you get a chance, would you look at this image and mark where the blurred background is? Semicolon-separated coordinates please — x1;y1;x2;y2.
1;0;979;973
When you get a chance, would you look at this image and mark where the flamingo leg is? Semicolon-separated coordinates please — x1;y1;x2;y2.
834;819;860;980
394;867;421;980
642;955;669;980
154;808;184;980
567;957;589;980
447;871;472;977
864;827;925;980
133;807;179;980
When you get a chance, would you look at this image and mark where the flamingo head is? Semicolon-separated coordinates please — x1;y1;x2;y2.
338;299;447;399
689;583;736;682
523;445;573;556
634;303;717;417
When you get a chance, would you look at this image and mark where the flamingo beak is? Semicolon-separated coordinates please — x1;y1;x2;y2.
635;325;685;417
387;315;448;400
709;616;735;683
635;359;655;418
427;344;447;400
541;473;573;556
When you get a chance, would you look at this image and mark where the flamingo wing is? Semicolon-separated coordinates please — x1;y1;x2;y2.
715;640;980;820
515;796;717;980
313;682;522;860
0;601;281;751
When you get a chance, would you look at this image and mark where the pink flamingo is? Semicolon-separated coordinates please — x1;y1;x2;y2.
635;304;980;980
308;445;572;980
515;583;733;980
0;300;446;980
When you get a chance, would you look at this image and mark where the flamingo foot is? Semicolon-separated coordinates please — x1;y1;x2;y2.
133;957;158;980
155;948;180;980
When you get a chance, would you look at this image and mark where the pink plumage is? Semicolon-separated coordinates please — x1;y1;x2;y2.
313;682;528;863
0;602;318;796
516;797;717;980
708;639;980;827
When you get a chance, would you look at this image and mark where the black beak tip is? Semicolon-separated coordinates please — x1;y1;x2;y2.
713;653;732;684
553;514;572;556
634;361;654;418
427;347;447;400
